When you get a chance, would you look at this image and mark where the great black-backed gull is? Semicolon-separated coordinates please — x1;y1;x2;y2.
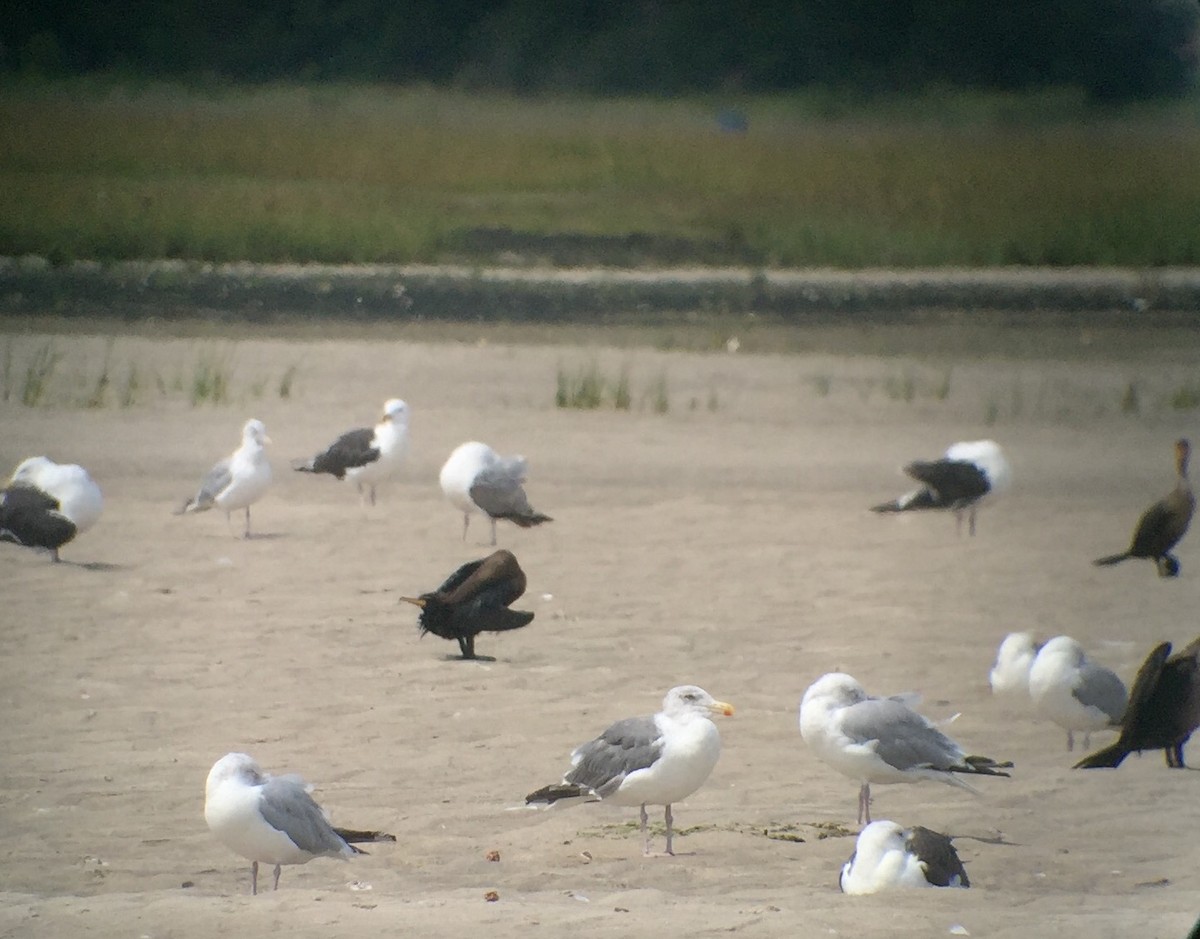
839;820;970;894
439;441;551;545
799;672;1011;825
1094;438;1194;577
1028;636;1127;751
871;439;1011;535
177;419;272;538
293;398;409;506
525;685;734;856
0;456;103;561
989;632;1043;697
1075;637;1200;768
204;752;395;895
400;549;534;660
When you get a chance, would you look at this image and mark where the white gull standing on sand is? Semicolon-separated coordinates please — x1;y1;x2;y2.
439;441;552;545
1028;635;1127;751
177;418;272;538
0;456;103;561
525;685;734;856
204;752;395;895
839;820;971;894
871;439;1012;535
799;672;1011;825
293;398;409;507
989;632;1043;697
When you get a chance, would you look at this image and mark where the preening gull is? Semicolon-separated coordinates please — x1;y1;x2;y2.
439;441;551;545
1075;636;1200;769
871;439;1011;536
1094;438;1194;577
839;820;970;894
293;398;409;506
799;672;1011;825
0;456;103;561
989;632;1042;697
400;549;534;660
1028;636;1127;751
177;419;272;538
204;752;395;894
525;685;734;856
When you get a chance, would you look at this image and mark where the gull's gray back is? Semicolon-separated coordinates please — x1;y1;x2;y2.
470;457;533;518
566;715;663;798
258;777;349;857
1073;665;1127;721
193;458;233;508
839;698;962;771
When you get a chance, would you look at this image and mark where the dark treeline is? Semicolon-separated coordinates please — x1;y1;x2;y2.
5;0;1199;102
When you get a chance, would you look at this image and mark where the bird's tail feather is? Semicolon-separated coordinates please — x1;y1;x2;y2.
334;827;397;848
954;755;1013;778
506;510;553;528
1073;743;1129;769
871;489;937;514
525;783;593;806
1093;553;1130;567
291;457;316;473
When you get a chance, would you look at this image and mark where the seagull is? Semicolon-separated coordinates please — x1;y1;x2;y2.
293;399;409;507
204;752;395;895
871;439;1012;535
177;419;272;538
1028;636;1127;751
1075;637;1200;769
799;672;1011;825
989;632;1042;697
839;820;970;894
0;456;103;561
525;685;734;856
400;549;535;660
439;441;552;545
1094;438;1194;577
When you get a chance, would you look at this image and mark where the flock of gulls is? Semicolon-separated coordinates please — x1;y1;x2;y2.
2;408;1198;898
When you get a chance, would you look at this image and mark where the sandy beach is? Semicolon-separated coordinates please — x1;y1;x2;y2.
0;326;1197;938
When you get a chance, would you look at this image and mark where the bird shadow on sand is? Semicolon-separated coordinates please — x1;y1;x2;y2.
439;653;499;663
64;559;126;572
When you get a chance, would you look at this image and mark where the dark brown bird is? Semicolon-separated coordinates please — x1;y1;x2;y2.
1095;438;1194;577
400;550;534;660
1075;637;1200;769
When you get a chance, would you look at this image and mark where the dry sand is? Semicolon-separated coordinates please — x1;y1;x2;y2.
1;327;1198;938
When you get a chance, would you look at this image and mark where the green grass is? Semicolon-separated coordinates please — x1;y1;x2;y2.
1;80;1199;267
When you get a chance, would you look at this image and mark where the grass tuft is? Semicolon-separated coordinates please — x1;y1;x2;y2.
21;341;61;406
190;346;234;406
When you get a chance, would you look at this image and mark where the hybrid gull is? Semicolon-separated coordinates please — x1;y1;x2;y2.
293;398;409;507
1075;636;1200;769
1028;636;1127;751
839;820;970;894
0;456;103;561
872;439;1011;536
204;752;395;894
525;685;734;856
799;672;1011;825
439;441;551;545
177;418;272;538
400;549;534;660
1094;438;1193;577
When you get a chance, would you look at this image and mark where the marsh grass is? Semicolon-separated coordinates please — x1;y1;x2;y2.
84;339;115;408
1169;380;1200;410
3;81;1200;266
556;360;672;413
278;364;299;399
21;341;61;406
555;361;606;409
190;346;234;406
119;363;140;408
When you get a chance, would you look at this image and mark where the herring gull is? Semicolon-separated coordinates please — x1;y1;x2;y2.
1028;636;1127;751
989;632;1042;697
525;685;734;856
871;439;1011;536
799;672;1011;825
204;752;395;894
293;398;409;507
177;418;272;538
0;456;103;561
1094;438;1193;577
400;549;534;660
839;820;970;894
439;441;551;545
